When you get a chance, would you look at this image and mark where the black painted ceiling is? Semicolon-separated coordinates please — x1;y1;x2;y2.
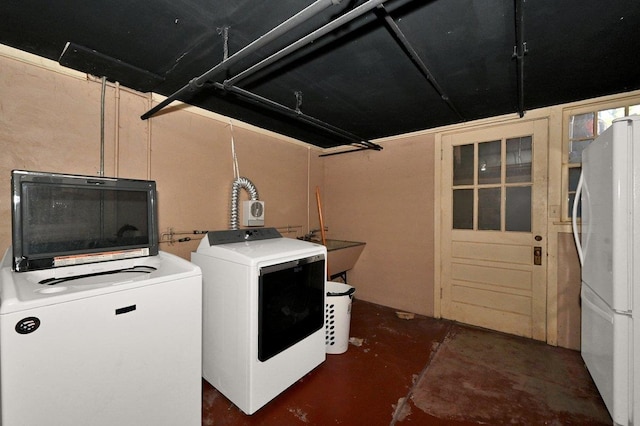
3;0;639;149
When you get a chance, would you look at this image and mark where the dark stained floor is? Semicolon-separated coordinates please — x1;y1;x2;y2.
202;299;612;425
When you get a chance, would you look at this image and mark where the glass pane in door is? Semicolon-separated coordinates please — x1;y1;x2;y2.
506;136;532;183
453;189;473;229
478;140;501;184
505;186;531;232
453;144;474;185
478;187;501;230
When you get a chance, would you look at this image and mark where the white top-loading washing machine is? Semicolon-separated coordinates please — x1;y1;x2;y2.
192;228;326;415
0;248;202;426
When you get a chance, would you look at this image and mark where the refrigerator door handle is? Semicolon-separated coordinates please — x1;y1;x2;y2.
571;170;584;266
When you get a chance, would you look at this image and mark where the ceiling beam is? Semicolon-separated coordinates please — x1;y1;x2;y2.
141;0;341;120
374;5;464;121
223;0;392;88
212;82;383;151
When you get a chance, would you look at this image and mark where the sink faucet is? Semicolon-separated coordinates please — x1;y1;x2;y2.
302;227;327;241
302;229;319;241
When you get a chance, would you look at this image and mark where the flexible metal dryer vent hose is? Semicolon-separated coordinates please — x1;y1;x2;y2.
229;176;260;230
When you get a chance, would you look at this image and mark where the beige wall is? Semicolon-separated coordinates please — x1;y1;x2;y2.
323;135;435;317
3;44;639;349
556;232;582;348
0;48;323;263
324;90;639;350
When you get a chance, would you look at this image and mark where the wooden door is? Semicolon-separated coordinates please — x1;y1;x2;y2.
439;119;548;340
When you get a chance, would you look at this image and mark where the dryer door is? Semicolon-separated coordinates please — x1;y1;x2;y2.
258;255;325;361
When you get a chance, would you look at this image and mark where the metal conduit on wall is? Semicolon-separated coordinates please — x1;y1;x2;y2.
229;176;259;230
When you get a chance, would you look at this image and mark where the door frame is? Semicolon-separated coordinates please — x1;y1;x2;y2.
434;117;549;341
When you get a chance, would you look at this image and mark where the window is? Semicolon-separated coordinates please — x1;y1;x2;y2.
563;102;640;221
452;136;533;232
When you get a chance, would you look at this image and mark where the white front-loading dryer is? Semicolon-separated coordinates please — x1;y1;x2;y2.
192;228;326;415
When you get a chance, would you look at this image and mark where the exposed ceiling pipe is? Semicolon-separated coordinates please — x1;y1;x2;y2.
223;0;392;89
141;0;342;120
319;147;379;157
213;82;382;151
100;76;106;177
214;0;392;152
513;0;527;118
374;5;464;121
142;0;391;153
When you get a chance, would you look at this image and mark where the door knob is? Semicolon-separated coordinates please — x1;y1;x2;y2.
533;246;542;265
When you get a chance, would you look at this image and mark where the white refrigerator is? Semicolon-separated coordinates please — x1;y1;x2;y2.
573;115;640;425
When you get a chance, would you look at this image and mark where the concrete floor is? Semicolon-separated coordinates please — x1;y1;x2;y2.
202;299;612;425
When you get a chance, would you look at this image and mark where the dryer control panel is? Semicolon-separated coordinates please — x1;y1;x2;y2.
206;228;282;245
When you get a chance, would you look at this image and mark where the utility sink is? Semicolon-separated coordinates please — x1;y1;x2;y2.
309;239;366;279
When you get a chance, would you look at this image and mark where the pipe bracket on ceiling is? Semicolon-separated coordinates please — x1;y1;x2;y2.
188;77;204;91
294;91;303;113
217;26;230;61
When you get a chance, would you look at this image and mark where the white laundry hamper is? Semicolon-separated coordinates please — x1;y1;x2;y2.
325;281;356;354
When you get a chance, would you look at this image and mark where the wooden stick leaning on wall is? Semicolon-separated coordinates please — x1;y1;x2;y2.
315;186;328;275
